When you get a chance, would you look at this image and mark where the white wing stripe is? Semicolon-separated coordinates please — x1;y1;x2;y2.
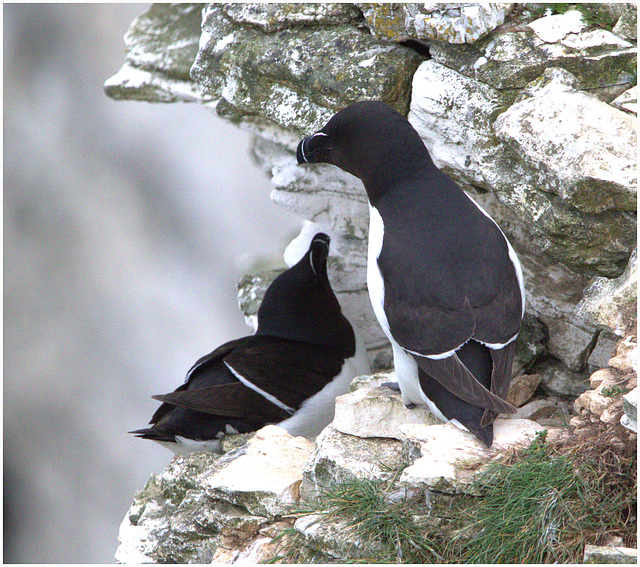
224;361;295;414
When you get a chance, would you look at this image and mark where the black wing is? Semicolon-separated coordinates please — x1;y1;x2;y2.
222;335;346;411
376;180;522;410
414;349;516;416
147;335;345;425
147;337;248;425
151;382;291;422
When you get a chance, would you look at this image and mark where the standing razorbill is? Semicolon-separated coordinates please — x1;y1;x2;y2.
131;233;370;455
297;101;524;447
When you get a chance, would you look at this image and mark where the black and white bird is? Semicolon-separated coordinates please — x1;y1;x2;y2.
297;101;525;447
131;233;369;455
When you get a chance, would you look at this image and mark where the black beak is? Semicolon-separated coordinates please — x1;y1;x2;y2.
297;132;329;165
297;136;311;164
309;233;330;278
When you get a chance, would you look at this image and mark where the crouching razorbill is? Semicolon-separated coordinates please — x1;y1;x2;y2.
297;101;525;447
131;233;370;455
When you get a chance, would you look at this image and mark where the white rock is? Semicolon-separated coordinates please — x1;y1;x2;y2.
294;514;360;560
583;543;637;564
413;3;513;44
507;397;571;422
104;62;207;103
576;249;637;337
200;425;314;518
526;10;587;44
621;387;637;432
611;85;638;115
399;419;547;493
494;70;637;215
608;333;638;374
333;372;439;440
301;425;407;498
409;60;504;188
358;3;513;44
115;513;156;563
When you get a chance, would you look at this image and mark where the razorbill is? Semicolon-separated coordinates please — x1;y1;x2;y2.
131;233;370;455
297;101;525;447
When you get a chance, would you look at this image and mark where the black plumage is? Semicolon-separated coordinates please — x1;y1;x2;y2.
297;101;525;447
131;233;368;454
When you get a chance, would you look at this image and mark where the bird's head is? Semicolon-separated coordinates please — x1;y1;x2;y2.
297;101;433;204
256;233;355;355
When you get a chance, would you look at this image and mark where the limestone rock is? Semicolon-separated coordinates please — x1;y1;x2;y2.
506;373;541;407
494;68;637;215
519;250;597;372
116;452;253;563
190;4;424;137
294;513;369;561
430;10;637;97
409;60;506;190
574;333;638;428
104;4;207;103
588;331;621;368
332;373;440;440
221;3;362;33
507;397;573;427
200;425;314;519
526;9;586;44
611;85;638;115
583;543;637;564
512;313;546;375
116;427;313;563
357;3;513;44
612;3;638;41
576;249;637;337
301;425;409;499
398;419;548;494
538;358;591;398
608;332;638;375
621;388;637;432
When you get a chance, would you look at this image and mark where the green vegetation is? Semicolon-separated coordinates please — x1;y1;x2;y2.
601;385;631;398
269;424;636;563
524;3;625;30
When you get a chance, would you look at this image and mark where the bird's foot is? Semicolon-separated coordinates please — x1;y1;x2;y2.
381;381;416;408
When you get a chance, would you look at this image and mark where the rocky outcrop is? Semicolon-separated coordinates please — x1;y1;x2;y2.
116;372;560;563
572;326;638;431
117;352;636;562
356;3;514;44
107;4;637;561
116;426;313;563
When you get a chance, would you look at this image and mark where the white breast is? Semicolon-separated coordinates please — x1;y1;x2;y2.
367;204;392;339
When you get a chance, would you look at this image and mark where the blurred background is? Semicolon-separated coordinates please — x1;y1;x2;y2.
4;4;301;562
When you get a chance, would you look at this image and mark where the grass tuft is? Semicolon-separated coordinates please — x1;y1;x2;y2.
268;423;636;563
461;425;636;563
